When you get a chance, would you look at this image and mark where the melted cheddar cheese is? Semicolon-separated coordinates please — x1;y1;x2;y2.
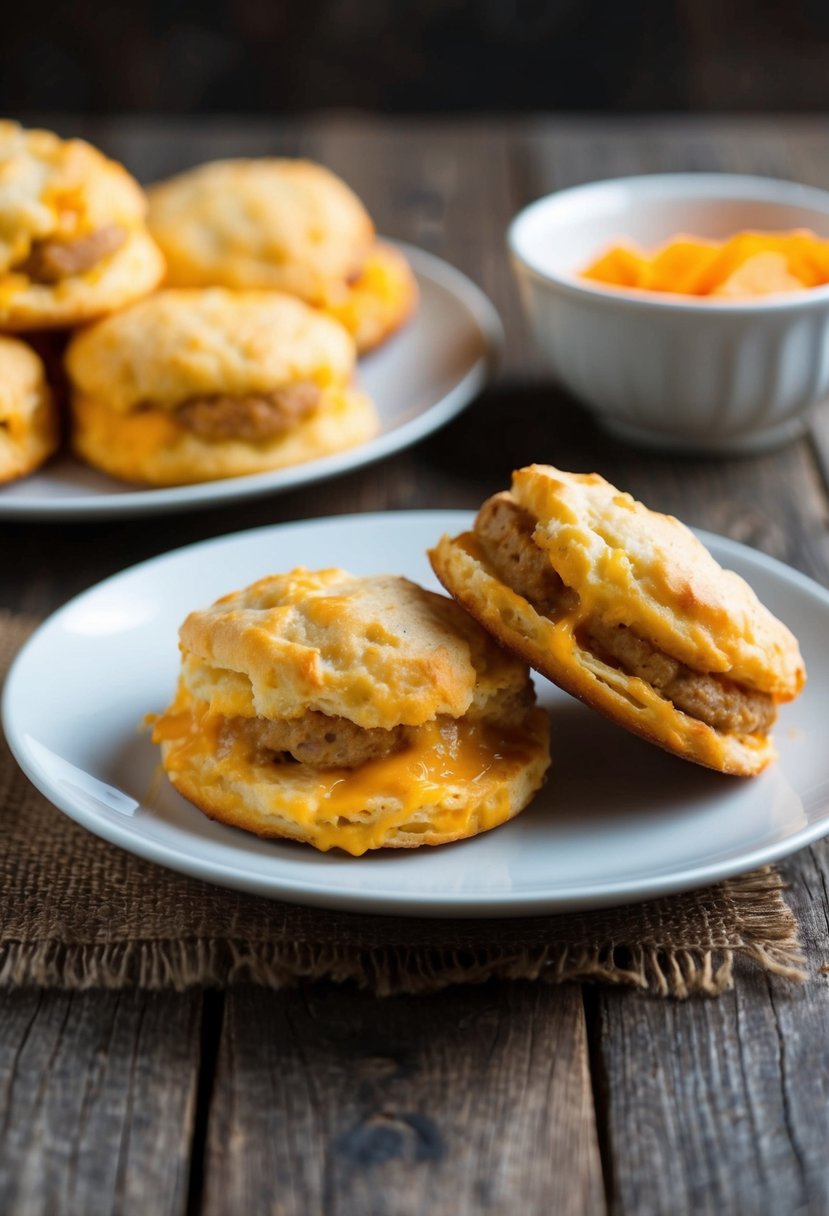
153;691;549;854
71;394;182;475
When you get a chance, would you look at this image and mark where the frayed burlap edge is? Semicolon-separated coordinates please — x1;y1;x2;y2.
0;870;806;999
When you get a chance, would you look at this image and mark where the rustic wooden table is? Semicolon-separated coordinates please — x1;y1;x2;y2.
2;115;829;1216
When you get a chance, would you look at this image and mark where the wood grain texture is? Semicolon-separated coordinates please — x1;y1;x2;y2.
594;837;829;1215
203;982;605;1216
0;989;201;1216
595;961;829;1216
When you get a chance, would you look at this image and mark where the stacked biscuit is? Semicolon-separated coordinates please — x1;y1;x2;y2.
0;122;416;488
154;569;550;855
154;466;806;856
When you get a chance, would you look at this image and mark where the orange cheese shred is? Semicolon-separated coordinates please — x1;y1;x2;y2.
581;229;829;297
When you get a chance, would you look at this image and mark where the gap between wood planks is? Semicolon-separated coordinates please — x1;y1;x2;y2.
186;992;226;1216
582;986;614;1212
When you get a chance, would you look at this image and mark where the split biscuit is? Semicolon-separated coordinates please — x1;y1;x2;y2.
65;288;378;485
0;336;58;482
430;465;806;776
153;568;550;854
147;158;416;352
0;121;164;332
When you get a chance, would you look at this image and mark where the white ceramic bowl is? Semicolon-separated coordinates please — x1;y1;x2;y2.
508;174;829;454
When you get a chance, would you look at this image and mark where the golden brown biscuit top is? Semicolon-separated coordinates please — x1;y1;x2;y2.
511;464;805;698
64;288;356;414
0;335;49;421
0;121;149;276
177;568;529;730
147;158;375;300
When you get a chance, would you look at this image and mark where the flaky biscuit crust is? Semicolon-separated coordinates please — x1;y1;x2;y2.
0;336;58;482
430;531;777;776
511;465;805;699
147;159;375;303
178;569;530;730
0;122;164;330
65;288;357;414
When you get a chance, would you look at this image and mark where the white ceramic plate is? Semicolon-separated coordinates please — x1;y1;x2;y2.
4;511;829;917
0;245;501;521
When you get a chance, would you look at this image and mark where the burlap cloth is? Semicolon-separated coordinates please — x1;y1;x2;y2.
0;612;806;998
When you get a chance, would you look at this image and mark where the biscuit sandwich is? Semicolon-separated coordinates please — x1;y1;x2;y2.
0;336;58;482
152;568;550;855
147;158;417;353
430;465;806;776
65;288;378;486
0;121;164;332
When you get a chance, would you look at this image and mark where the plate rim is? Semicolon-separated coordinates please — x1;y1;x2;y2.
5;509;829;918
0;244;503;522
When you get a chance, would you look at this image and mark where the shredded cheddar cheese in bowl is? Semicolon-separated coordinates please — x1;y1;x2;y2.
581;230;829;298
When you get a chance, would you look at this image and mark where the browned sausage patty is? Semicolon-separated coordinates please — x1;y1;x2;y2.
475;492;578;616
221;710;408;769
474;493;775;737
18;224;127;282
174;382;321;443
219;678;538;771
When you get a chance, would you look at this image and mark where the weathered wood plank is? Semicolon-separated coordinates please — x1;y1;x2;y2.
203;982;605;1216
0;990;201;1216
596;840;829;1216
595;952;829;1216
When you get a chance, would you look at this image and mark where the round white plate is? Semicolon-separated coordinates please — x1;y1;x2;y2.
4;511;829;917
0;246;501;521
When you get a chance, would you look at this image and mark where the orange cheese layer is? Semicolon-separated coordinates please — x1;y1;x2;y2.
581;229;829;297
153;692;547;854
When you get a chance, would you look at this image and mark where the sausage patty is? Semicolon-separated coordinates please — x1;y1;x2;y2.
475;492;579;616
18;224;126;282
222;709;408;768
585;619;776;735
474;493;775;737
175;382;320;443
